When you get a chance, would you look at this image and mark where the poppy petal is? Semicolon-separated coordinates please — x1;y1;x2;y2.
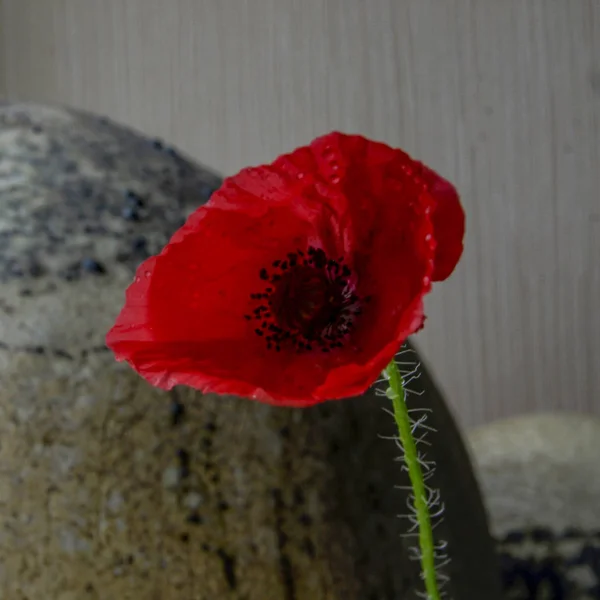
419;165;465;281
106;132;464;405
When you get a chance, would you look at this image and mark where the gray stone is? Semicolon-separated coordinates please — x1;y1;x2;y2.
469;413;600;599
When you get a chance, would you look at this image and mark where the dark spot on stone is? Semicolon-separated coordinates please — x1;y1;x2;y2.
279;426;291;439
31;124;43;134
278;554;296;600
180;533;190;543
218;501;229;512
217;549;237;590
121;205;141;222
578;543;600;573
199;183;215;201
204;422;217;432
165;146;179;158
271;488;283;506
63;161;79;174
28;261;45;277
302;538;316;558
211;473;220;484
79;182;94;198
277;530;289;547
293;486;305;506
187;512;203;525
81;258;106;274
202;437;212;449
177;449;190;479
84;583;94;593
270;486;297;600
152;139;164;150
20;288;33;297
502;530;526;545
124;189;145;206
131;236;148;253
298;513;312;526
530;526;553;543
201;543;210;552
562;527;584;539
170;396;185;427
126;554;134;565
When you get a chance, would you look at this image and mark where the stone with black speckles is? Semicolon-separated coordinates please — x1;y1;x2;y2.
470;414;600;600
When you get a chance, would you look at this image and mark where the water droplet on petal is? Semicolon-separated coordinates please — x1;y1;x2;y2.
296;172;305;180
329;174;341;184
422;276;432;292
134;276;141;283
144;270;151;278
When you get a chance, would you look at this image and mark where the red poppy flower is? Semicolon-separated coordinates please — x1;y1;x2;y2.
106;132;464;406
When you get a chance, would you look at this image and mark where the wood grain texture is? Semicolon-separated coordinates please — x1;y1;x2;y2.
1;0;599;427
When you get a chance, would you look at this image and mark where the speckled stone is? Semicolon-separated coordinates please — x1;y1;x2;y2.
469;413;600;599
0;102;501;600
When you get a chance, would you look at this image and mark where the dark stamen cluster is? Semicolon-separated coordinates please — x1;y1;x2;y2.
245;246;369;354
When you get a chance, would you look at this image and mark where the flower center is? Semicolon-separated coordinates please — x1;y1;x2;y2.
245;246;368;353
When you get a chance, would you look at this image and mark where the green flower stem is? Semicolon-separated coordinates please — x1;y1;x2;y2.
384;360;441;600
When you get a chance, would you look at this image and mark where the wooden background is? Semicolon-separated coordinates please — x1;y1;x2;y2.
1;0;599;428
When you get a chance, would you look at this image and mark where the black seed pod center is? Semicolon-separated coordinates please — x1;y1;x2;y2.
245;246;368;353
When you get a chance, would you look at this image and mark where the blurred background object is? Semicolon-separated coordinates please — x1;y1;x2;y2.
469;413;600;599
1;0;599;429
